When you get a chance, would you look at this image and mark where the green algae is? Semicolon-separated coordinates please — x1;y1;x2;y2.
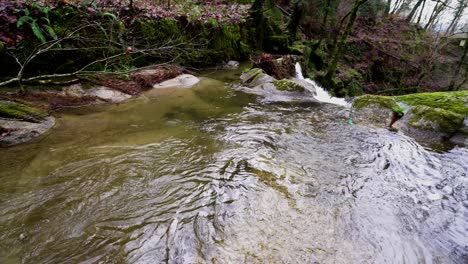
0;101;48;122
272;79;305;92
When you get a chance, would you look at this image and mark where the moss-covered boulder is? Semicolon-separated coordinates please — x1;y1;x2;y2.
353;94;399;110
352;91;468;147
402;106;464;134
352;95;400;125
0;101;54;147
0;101;48;122
240;68;275;87
395;91;468;116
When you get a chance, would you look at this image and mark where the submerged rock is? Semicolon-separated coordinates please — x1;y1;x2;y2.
86;86;132;103
153;74;200;89
63;84;131;103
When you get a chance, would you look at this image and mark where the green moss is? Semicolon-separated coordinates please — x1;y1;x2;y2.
272;79;305;92
210;24;242;60
133;18;180;45
353;94;399;110
0;41;4;52
0;101;48;122
408;106;464;134
396;91;468;116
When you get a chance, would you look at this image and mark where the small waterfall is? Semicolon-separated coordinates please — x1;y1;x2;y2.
295;63;349;107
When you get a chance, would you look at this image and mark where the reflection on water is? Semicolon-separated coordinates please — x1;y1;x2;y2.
0;70;467;264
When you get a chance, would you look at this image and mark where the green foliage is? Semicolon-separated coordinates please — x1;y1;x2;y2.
188;6;202;23
16;4;57;43
205;18;219;27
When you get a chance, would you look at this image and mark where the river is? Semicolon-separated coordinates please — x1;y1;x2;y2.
0;67;467;263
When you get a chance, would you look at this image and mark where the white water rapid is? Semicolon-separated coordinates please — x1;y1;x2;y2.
295;63;350;107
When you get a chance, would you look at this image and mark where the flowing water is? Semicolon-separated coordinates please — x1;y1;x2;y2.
0;67;467;264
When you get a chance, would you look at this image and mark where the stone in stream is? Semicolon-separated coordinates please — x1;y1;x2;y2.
223;60;240;70
153;74;200;89
63;84;131;103
237;68;316;103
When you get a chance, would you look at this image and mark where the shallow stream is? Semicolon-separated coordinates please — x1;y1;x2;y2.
0;68;467;263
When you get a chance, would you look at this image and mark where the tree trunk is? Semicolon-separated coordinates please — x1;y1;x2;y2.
287;0;304;40
424;0;449;30
448;41;468;90
384;0;391;15
445;1;466;34
416;0;425;24
324;0;368;89
406;0;424;22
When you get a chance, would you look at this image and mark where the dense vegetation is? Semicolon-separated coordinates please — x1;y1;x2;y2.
0;0;466;97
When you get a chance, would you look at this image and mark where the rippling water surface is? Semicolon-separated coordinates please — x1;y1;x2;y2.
0;69;467;264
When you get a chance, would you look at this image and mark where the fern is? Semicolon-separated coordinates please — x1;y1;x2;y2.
30;24;46;43
40;17;50;24
17;16;33;27
16;5;56;43
43;25;57;40
100;12;118;21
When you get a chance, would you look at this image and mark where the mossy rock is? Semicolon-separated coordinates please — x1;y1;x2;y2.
396;91;468;116
406;106;464;134
272;79;305;92
351;94;404;126
353;94;399;110
0;101;48;122
240;67;275;87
